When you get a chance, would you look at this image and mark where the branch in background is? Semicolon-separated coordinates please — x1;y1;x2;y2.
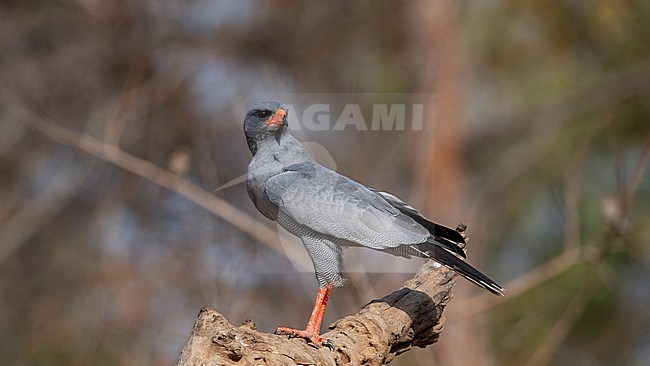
0;165;87;264
525;271;599;366
470;59;650;207
562;124;602;250
1;85;312;272
176;263;454;366
621;136;650;211
462;135;649;316
461;243;602;316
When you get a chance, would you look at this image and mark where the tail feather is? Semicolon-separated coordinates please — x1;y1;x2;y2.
413;240;505;296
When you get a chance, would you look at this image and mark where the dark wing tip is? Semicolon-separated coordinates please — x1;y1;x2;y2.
433;236;467;259
429;223;467;245
371;190;468;255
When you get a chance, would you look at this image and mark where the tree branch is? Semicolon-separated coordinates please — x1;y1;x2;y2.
0;84;312;272
176;263;454;366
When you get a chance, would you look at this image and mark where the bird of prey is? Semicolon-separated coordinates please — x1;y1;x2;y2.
244;101;504;348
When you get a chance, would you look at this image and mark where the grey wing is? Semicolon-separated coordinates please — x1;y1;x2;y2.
265;163;429;249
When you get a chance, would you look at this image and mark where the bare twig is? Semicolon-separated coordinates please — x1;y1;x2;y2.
103;63;146;146
562;127;600;249
621;136;650;210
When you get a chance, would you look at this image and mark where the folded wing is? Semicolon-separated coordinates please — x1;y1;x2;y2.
265;162;429;249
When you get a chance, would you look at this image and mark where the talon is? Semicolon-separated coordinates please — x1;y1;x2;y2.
307;335;331;349
322;338;335;350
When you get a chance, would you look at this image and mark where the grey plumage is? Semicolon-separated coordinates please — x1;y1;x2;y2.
244;102;504;296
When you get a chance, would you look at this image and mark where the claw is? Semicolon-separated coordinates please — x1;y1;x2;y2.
322;338;335;350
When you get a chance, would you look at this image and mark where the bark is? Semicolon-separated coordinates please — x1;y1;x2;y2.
176;263;454;366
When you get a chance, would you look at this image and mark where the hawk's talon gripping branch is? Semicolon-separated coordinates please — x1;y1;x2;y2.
274;285;333;349
244;102;505;350
321;338;336;351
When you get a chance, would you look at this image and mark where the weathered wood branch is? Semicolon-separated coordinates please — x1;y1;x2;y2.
176;263;455;366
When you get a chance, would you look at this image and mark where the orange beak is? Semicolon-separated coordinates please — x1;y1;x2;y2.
265;109;286;128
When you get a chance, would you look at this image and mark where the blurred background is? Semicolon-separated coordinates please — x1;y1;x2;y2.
1;1;649;365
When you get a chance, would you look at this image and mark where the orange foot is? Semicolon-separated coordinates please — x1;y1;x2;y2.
275;326;335;349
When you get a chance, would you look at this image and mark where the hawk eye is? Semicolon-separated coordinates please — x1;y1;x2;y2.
254;110;272;119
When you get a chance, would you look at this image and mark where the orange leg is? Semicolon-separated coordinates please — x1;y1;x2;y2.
275;284;333;348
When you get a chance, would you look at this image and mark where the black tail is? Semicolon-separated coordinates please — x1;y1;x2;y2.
413;240;505;296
